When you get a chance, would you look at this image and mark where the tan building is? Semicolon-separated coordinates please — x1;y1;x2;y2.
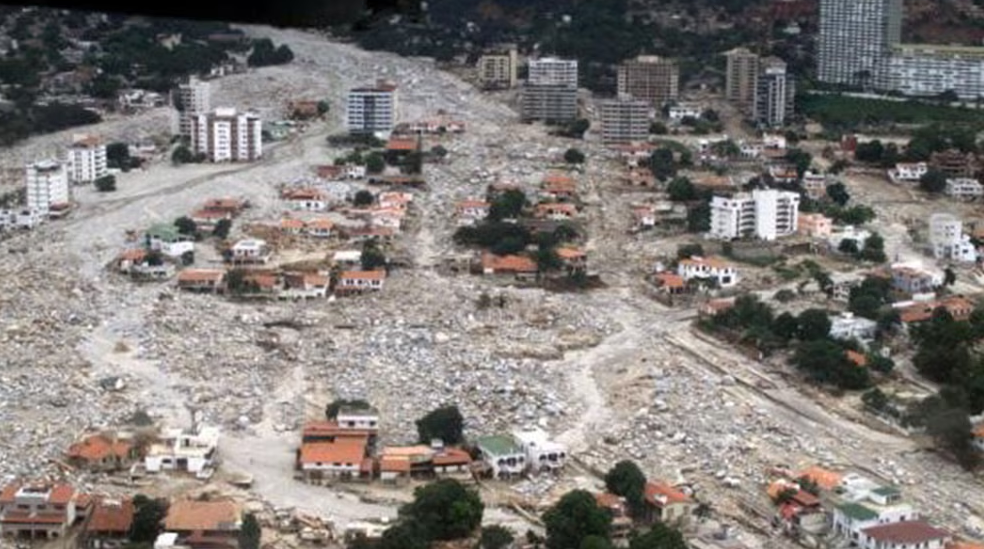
599;95;650;145
617;55;679;106
477;45;518;89
725;47;760;112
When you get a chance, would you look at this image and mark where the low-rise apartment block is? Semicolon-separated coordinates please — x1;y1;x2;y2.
887;43;984;100
677;256;739;288
945;178;983;200
26;159;70;218
798;213;833;238
599;95;650;145
477;45;519;89
888;162;928;185
144;425;220;477
512;428;567;474
66;134;108;184
190;108;262;162
929;213;978;262
0;482;77;540
828;312;878;345
709;189;800;241
346;81;399;135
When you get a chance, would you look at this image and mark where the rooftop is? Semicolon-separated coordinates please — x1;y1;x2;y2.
86;498;134;534
862;521;950;544
837;502;878;521
645;482;691;508
164;500;241;532
476;434;521;457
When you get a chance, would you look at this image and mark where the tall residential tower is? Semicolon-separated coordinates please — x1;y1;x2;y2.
817;0;903;88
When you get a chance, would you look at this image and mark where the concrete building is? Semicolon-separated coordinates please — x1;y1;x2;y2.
512;428;567;474
887;44;984;100
945;178;984;200
346;81;399;135
724;47;760;112
476;434;526;479
144;425;219;477
65;134;107;184
798;213;834;238
888;162;928;184
520;84;578;123
817;0;903;88
829;312;878;344
829;226;872;252
162;500;242;549
477;45;519;89
832;475;917;544
858;522;950;549
929;213;978;262
617;55;679;106
174;76;211;137
709;189;800;241
599;95;650;145
190;108;262;162
25;159;69;217
667;103;703;122
527;57;578;87
754;57;795;127
677;256;740;288
0;482;77;540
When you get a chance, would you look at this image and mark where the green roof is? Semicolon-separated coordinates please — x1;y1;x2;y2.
838;502;878;521
476;435;521;457
872;486;901;497
146;223;183;242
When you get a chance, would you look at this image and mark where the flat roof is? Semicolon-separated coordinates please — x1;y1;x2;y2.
476;434;521;456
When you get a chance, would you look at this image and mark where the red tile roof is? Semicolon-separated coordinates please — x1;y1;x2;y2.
797;466;843;491
340;270;386;281
177;269;225;283
387;137;419;151
645;482;691;508
66;434;133;462
862;521;950;544
846;350;868;367
433;448;472;466
380;456;412;473
595;492;625;509
299;440;368;465
164;500;241;532
654;272;685;289
481;252;538;274
86;498;134;534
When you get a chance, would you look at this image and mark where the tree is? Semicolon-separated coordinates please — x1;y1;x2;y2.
581;536;614;549
564;118;590;138
649;148;676;181
239;513;261;549
400;479;484;541
829;159;850;174
773;312;799;341
797;309;832;341
325;398;373;420
247;38;294;66
849;276;893;319
564;148;586;164
366;152;385;174
838;239;860;255
826;182;850;206
686;201;711;233
172;145;194;164
862;388;889;412
107;142;132;170
919;169;947;194
130;495;168;543
479;525;515;549
174;216;197;236
95;174;117;192
317;100;330;115
361;239;387;271
667;177;696;202
604;460;646;518
859;233;887;263
676;243;704;260
431;145;448;159
213;218;232;239
488;189;526;221
377;522;429;549
416;405;465;445
944;267;957;287
786;148;813;178
543;490;611;549
649;122;668;135
353;190;375;206
535;247;563;275
628;522;687;549
792;339;870;390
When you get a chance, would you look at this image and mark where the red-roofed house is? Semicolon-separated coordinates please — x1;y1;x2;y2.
0;482;78;539
66;433;138;472
677;256;739;288
535;202;578;220
859;521;951;549
653;272;688;295
644;482;696;525
596;493;632;539
456;200;490;226
481;252;538;278
81;497;134;548
298;438;370;483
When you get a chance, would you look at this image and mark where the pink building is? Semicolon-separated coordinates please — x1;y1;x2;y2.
798;213;833;238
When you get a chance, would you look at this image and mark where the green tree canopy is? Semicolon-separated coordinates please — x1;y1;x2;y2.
603;460;647;517
416;404;465;445
565;148;586;164
479;525;515;549
797;309;832;341
628;521;688;549
667;177;696;202
543;490;612;549
400;479;484;541
130;495;168;543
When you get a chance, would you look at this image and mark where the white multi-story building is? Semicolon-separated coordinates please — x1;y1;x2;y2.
599;95;650;145
174;76;211;137
887;44;984;100
65;134;107;184
709;189;799;241
887;162;928;184
829;225;872;252
527;57;578;87
25;159;69;217
667;103;703;122
928;212;978;262
817;0;903;88
190;108;262;162
832;475;917;545
476;434;527;480
512;428;567;474
829;312;878;345
677;256;740;288
144;425;219;476
945;178;984;200
346;81;399;135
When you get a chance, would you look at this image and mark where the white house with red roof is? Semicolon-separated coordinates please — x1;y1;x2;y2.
0;481;78;540
644;481;696;525
677;256;739;288
859;521;951;549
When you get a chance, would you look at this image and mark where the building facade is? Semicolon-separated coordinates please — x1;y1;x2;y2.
599;95;650;144
174;76;211;137
190;108;262;162
478;45;519;89
887;44;984;100
527;57;578;87
346;81;399;135
929;212;978;262
709;189;800;241
817;0;902;88
754;57;795;127
725;47;760;112
25;160;69;216
520;84;578;123
0;482;77;540
617;55;679;106
65;134;107;184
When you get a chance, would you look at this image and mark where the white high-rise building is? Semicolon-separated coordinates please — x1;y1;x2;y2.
346;81;399;135
929;212;978;262
709;189;800;241
65;134;107;184
190;108;262;163
887;44;984;100
528;57;579;87
174;76;211;137
817;0;903;88
25;160;69;216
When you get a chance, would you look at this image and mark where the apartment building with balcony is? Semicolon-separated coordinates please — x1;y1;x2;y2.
709;189;799;241
65;134;107;184
617;55;679;106
599;95;650;144
346;81;399;135
190;108;262;162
